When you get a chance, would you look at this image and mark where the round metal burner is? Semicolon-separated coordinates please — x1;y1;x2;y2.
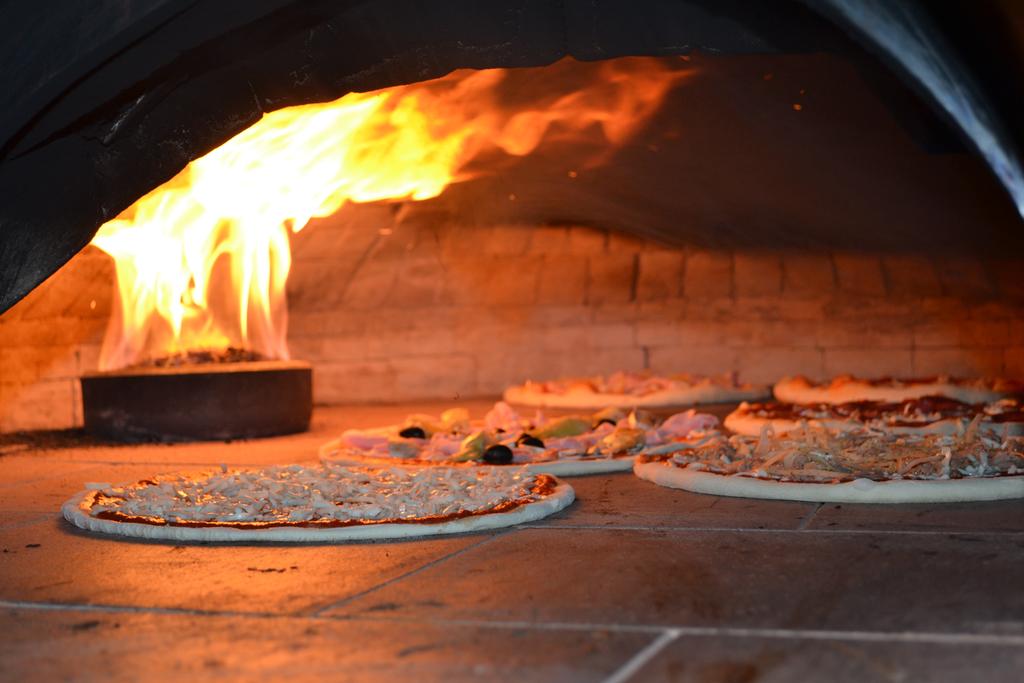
81;360;312;442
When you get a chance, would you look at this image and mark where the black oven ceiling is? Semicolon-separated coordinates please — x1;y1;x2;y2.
1;0;1022;314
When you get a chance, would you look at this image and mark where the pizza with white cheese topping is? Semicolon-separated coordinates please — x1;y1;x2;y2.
503;371;770;409
62;464;575;542
634;421;1024;503
319;401;720;475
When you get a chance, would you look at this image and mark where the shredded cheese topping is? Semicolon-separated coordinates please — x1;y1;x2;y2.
729;397;1024;436
86;464;545;524
663;427;1024;483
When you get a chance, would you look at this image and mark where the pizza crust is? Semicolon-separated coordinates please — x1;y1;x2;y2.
723;410;854;436
633;460;1024;504
522;457;635;476
503;382;767;410
61;480;575;542
319;438;635;476
774;376;1008;405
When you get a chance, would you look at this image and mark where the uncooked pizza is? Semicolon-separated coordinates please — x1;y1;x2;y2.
774;374;1023;405
62;464;574;542
725;396;1024;436
634;421;1024;503
319;401;720;475
503;370;770;409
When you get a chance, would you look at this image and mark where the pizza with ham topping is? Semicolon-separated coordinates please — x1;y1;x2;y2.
503;371;770;409
634;420;1024;503
320;401;720;475
725;396;1024;436
62;464;575;542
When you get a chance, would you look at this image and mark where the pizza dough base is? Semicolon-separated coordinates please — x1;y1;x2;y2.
503;383;768;410
523;457;634;476
61;481;575;543
633;460;1024;504
723;411;854;436
724;407;1024;438
319;439;634;476
773;376;1006;405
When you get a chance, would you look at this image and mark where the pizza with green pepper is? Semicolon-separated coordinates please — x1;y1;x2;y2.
319;401;720;476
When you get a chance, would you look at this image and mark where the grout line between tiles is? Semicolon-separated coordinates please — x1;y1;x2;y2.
2;459;322;468
335;614;667;634
679;625;1024;647
1;517;1020;538
304;530;511;617
520;524;1024;536
797;503;824;530
0;514;55;530
0;599;280;620
4;599;1024;648
601;628;680;683
336;615;1024;647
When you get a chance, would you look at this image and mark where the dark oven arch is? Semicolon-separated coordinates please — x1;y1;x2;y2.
2;0;1022;313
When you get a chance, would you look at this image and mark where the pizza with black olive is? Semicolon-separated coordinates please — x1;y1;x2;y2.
319;401;720;475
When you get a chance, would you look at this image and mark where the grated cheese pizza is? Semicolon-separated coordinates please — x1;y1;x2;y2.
62;464;575;542
634;421;1024;503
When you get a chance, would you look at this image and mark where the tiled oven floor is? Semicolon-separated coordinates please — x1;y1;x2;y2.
1;400;1023;682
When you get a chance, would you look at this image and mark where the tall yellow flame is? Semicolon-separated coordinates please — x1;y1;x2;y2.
91;57;688;370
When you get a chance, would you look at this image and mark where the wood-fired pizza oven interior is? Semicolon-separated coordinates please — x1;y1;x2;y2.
6;4;1024;681
2;0;1024;433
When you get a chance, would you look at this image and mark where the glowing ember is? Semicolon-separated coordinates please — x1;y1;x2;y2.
91;57;688;371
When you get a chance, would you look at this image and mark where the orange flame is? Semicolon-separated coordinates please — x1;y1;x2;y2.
91;57;688;370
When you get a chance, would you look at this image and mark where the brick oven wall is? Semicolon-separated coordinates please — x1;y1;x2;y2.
0;250;110;432
3;203;1024;432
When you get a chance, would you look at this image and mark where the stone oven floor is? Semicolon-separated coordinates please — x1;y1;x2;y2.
1;400;1023;682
